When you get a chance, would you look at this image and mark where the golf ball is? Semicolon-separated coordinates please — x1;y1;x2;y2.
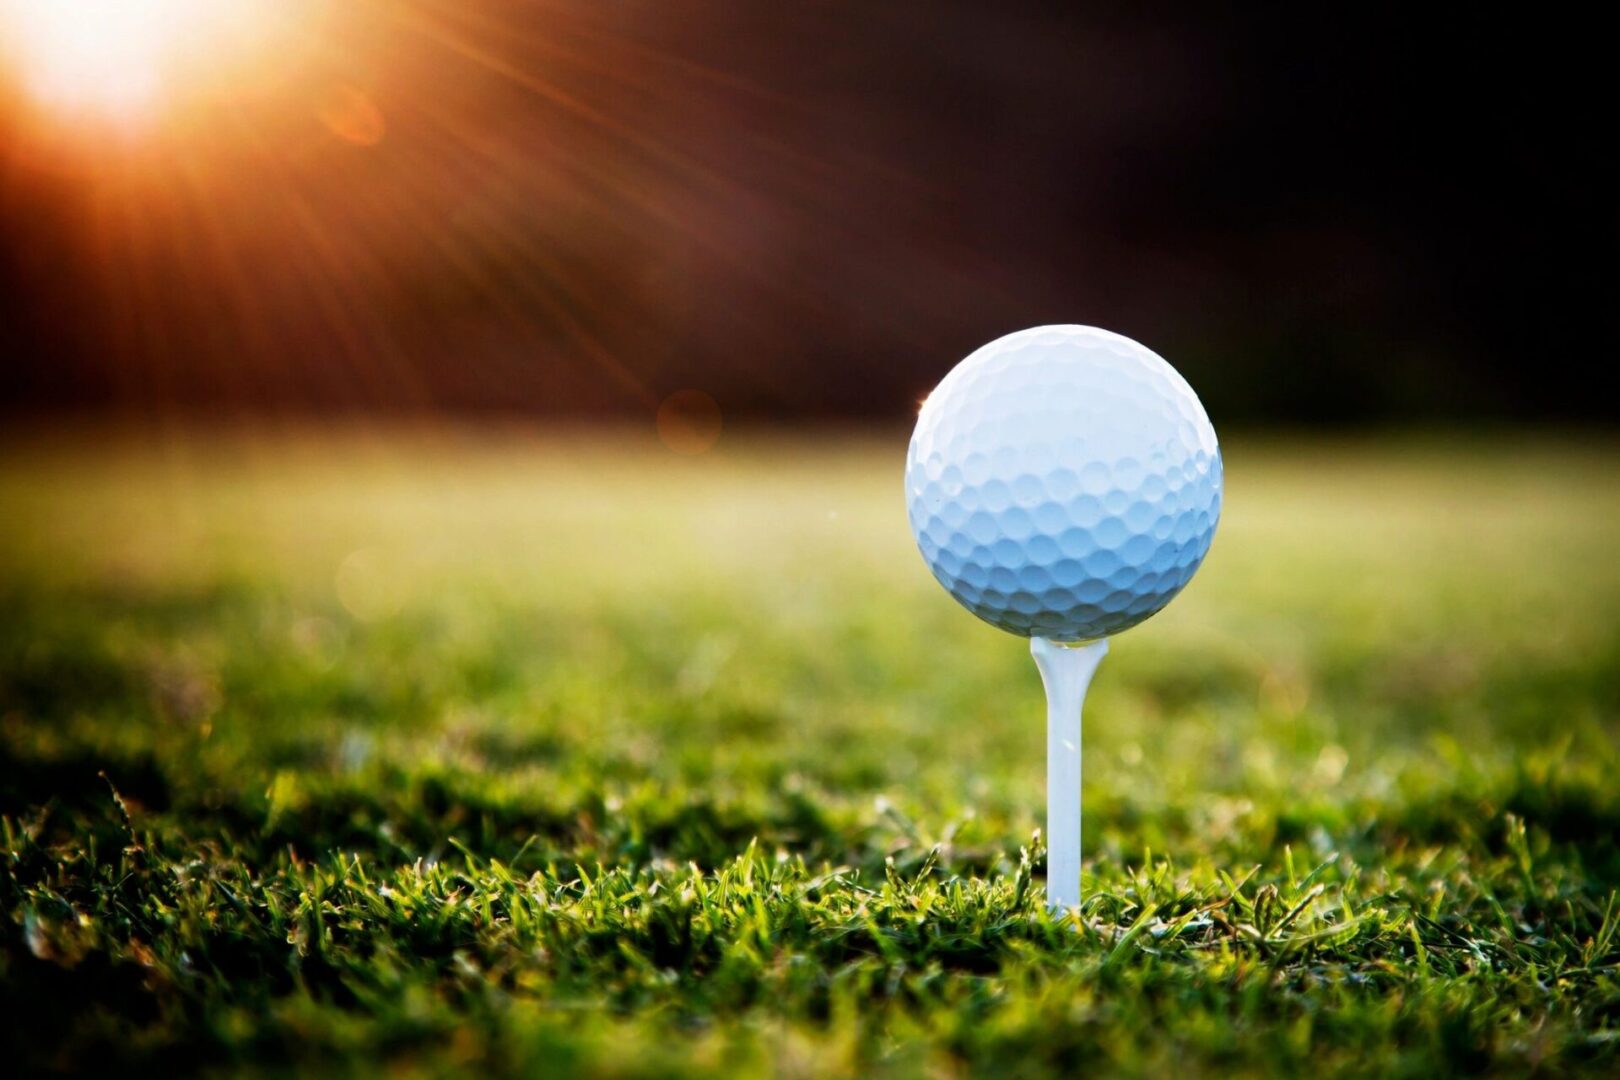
906;325;1221;642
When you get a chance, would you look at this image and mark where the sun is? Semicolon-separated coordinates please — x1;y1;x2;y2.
0;0;294;124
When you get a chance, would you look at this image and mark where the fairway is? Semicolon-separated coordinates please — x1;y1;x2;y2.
3;428;1619;1075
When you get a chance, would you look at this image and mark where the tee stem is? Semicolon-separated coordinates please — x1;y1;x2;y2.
1030;635;1109;912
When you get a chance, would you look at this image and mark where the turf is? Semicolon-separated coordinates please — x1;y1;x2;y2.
2;426;1618;1076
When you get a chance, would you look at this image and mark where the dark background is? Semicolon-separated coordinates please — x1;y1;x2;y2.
2;1;1614;424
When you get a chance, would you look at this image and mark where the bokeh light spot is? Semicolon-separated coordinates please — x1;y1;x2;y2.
318;84;386;147
656;390;723;455
335;548;401;622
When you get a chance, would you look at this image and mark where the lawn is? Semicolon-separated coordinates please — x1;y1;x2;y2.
2;425;1618;1076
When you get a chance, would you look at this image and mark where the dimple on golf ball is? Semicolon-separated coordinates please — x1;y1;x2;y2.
906;325;1222;642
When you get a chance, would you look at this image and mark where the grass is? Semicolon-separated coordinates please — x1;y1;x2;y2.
2;424;1619;1076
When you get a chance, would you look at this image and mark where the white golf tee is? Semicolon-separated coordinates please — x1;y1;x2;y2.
1030;635;1109;912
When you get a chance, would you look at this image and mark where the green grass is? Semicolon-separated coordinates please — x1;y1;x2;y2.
3;425;1619;1076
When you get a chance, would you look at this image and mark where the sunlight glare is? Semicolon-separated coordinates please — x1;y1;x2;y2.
1;0;286;122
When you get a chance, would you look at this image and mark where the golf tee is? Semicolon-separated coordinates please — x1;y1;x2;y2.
1030;635;1109;912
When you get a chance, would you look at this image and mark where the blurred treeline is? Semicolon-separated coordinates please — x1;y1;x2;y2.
1;1;1613;424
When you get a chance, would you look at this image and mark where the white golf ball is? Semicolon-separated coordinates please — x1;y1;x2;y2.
906;325;1221;642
